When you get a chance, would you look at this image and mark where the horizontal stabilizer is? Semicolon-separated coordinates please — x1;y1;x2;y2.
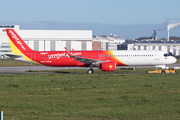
3;54;22;59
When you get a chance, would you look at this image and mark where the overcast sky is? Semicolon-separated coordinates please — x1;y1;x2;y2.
1;0;180;25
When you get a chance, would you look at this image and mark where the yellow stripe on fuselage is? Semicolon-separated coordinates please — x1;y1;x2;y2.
106;50;126;65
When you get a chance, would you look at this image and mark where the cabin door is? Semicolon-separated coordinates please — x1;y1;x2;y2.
26;53;36;63
31;53;36;61
69;56;74;61
155;52;159;60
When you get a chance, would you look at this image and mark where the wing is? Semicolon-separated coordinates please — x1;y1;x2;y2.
64;47;107;65
3;54;22;59
75;57;104;65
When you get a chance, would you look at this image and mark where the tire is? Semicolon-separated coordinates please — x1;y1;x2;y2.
87;69;94;74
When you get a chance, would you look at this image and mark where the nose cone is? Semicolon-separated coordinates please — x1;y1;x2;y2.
172;57;177;64
166;56;177;64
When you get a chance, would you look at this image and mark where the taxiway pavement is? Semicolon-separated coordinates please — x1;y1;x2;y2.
0;64;179;74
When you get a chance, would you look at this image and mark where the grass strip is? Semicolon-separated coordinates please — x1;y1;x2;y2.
0;70;180;119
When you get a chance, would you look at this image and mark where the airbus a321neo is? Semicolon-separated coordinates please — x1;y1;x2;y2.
5;29;176;74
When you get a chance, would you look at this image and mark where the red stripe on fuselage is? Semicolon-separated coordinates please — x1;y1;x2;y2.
36;50;127;67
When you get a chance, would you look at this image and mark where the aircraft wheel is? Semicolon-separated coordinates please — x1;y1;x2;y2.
87;69;94;74
161;70;166;73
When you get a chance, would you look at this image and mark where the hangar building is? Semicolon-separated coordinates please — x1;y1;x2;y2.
92;35;125;50
0;25;92;56
117;39;180;56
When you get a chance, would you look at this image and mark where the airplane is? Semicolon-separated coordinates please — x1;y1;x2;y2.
5;29;177;74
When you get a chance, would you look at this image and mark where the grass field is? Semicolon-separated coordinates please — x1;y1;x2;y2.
0;59;180;119
0;69;180;120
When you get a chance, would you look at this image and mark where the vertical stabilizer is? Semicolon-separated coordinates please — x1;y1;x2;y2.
6;29;34;55
6;29;39;64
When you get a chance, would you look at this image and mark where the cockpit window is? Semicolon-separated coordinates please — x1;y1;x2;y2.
164;52;173;57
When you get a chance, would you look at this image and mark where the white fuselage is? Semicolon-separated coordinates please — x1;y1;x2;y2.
113;50;176;66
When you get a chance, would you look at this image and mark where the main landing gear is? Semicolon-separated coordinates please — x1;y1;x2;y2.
87;69;94;74
87;64;94;74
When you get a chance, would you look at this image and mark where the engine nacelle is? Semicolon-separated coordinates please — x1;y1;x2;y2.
99;62;116;71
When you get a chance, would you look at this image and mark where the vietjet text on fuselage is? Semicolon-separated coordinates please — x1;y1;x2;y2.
5;29;177;74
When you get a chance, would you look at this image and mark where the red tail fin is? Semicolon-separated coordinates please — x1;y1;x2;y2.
6;29;34;54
